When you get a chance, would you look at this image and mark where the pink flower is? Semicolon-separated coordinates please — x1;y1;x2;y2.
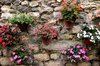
13;55;18;60
9;57;13;61
76;45;81;48
62;51;66;54
82;55;89;61
80;49;86;54
16;59;22;64
73;55;80;58
12;52;16;55
70;50;74;54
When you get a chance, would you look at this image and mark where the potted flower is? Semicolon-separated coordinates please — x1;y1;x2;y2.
0;25;18;48
61;0;83;30
33;23;58;45
10;47;33;64
9;13;33;32
62;44;89;66
77;24;100;49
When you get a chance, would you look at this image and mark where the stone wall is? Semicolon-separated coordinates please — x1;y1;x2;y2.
0;0;100;66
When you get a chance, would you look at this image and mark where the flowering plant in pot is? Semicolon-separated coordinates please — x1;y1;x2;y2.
0;25;18;48
61;0;83;29
77;24;100;49
62;44;89;66
10;47;33;64
33;23;58;45
9;13;33;32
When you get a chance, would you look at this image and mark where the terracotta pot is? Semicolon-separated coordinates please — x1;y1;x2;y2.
41;37;51;45
63;20;74;30
17;23;29;32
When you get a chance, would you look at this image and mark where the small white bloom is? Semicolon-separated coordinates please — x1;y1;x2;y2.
97;36;100;40
90;25;94;30
91;36;94;39
77;33;80;38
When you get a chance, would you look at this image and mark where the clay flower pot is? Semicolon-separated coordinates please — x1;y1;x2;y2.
17;23;29;32
41;37;51;45
63;20;74;30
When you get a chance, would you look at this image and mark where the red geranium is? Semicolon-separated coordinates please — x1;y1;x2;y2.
2;42;6;47
0;29;3;33
8;41;11;45
0;25;18;48
0;37;3;42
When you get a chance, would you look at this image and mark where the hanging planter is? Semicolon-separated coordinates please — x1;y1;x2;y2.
17;23;29;32
9;13;33;32
41;37;51;45
63;20;74;30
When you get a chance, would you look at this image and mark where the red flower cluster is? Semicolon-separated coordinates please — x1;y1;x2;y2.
0;25;18;48
33;23;58;39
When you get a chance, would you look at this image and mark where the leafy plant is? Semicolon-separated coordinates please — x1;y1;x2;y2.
0;25;18;48
10;47;33;64
77;24;100;46
62;44;89;63
9;13;33;24
62;1;83;22
33;23;58;39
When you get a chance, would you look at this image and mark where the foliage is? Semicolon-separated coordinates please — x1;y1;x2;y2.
62;44;89;63
0;25;18;48
9;13;33;24
33;23;58;39
10;47;33;64
77;24;100;46
62;1;83;22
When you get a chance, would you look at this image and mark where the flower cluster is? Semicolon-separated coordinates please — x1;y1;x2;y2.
0;25;18;48
33;23;58;39
77;24;100;45
62;44;89;63
62;0;83;22
10;47;32;64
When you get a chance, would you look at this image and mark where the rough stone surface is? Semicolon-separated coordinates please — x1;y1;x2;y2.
78;62;90;66
1;13;14;19
71;25;82;33
45;61;63;66
54;6;63;11
42;40;83;50
34;53;49;61
28;12;40;18
1;5;11;12
21;1;29;6
29;1;39;7
0;57;13;65
50;53;60;60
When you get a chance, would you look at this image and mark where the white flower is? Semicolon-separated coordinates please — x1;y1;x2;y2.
90;39;95;43
83;31;86;35
91;36;94;39
97;36;100;40
90;25;94;30
77;33;80;38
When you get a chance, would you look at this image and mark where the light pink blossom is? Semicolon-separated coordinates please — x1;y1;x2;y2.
16;59;22;64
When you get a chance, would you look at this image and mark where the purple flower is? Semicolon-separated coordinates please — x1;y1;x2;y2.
16;59;22;64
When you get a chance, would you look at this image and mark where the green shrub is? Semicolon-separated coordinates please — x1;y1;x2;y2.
9;13;33;24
